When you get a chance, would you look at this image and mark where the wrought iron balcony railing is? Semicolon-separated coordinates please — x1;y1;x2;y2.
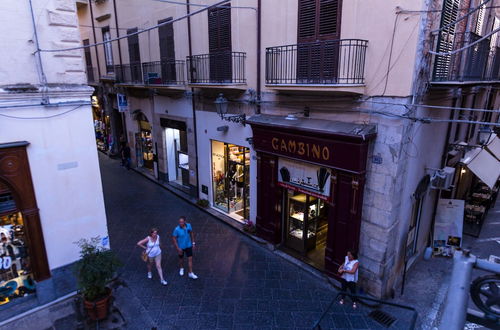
114;63;143;84
433;32;500;82
186;51;246;84
266;39;368;85
142;60;185;85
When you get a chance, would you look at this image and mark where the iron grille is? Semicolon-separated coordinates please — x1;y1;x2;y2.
142;60;185;85
186;51;246;84
266;39;368;85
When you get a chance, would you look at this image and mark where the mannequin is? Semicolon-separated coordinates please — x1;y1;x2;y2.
233;165;244;198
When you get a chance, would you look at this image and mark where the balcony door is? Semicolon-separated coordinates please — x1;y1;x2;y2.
208;4;232;82
158;18;176;84
297;0;342;83
127;28;141;83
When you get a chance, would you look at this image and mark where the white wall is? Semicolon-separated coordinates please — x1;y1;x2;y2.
196;111;256;222
0;102;109;270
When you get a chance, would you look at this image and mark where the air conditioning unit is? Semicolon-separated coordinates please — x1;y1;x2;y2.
430;167;455;190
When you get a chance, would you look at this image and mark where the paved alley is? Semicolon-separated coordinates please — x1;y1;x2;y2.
99;154;408;330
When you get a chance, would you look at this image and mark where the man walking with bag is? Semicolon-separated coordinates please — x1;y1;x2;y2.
172;216;198;279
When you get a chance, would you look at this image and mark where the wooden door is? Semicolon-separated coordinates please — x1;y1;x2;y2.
324;171;364;276
208;5;232;82
256;153;282;244
297;0;342;83
127;28;141;82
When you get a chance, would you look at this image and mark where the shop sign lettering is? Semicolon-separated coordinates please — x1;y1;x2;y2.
271;137;331;161
0;256;12;270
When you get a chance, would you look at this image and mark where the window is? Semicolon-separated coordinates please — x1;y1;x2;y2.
208;4;232;81
433;0;460;80
158;18;176;82
101;27;114;73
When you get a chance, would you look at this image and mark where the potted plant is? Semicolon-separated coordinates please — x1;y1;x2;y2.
243;219;256;234
74;237;122;321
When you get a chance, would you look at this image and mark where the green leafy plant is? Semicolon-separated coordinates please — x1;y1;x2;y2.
74;237;122;302
196;199;209;208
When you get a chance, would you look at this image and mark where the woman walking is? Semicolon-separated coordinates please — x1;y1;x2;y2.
338;250;359;308
137;228;167;285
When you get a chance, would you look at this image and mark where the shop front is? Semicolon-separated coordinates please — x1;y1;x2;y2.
248;115;376;275
134;111;154;171
0;142;50;306
211;141;250;221
161;118;190;188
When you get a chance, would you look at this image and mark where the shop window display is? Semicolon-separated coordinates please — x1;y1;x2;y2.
0;211;35;305
211;141;250;221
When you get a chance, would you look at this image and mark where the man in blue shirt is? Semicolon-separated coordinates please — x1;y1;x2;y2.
172;216;198;279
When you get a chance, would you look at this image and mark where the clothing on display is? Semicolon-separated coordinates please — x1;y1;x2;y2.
211;141;250;221
0;211;35;305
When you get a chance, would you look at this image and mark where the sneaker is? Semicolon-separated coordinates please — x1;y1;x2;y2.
188;272;198;280
179;268;184;276
161;280;168;285
147;272;152;279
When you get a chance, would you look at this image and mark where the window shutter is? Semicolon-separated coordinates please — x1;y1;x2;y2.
208;5;232;52
159;18;175;61
83;39;92;66
298;0;317;41
433;0;460;80
319;0;339;38
127;28;140;63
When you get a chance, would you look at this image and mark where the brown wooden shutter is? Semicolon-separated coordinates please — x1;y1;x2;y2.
319;0;340;39
127;28;141;82
298;0;317;41
298;0;340;42
433;0;460;81
208;4;232;82
208;5;232;52
159;18;175;61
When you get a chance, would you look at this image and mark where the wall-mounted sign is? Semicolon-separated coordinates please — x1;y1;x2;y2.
277;158;331;201
117;94;128;112
433;199;464;257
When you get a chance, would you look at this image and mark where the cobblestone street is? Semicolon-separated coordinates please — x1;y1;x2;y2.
99;155;397;329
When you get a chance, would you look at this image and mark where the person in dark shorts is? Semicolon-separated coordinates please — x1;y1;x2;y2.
172;216;198;279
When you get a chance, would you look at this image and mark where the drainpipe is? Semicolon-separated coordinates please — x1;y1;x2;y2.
88;0;101;78
256;0;261;114
112;0;123;68
187;0;200;198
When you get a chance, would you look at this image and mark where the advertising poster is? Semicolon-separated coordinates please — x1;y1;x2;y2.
433;199;464;257
277;158;331;201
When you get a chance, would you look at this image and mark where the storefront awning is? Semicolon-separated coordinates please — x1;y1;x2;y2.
486;134;500;161
461;147;500;189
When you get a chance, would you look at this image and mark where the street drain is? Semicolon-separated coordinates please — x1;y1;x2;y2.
368;310;396;328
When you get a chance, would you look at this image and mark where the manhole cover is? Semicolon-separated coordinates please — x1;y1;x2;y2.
368;310;396;328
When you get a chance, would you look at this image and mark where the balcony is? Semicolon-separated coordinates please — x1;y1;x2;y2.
432;32;500;84
186;51;246;87
265;39;368;94
114;63;143;85
142;60;185;86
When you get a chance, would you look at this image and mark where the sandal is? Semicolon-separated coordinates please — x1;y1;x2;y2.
353;302;357;309
339;299;344;305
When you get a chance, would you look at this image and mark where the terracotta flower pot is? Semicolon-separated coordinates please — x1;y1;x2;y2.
83;288;112;321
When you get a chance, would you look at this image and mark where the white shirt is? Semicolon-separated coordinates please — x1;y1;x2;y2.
147;235;161;258
341;256;359;282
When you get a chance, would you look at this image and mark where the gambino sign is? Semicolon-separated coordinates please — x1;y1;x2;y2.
277;158;332;201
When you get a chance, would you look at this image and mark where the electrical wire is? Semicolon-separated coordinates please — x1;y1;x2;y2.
37;0;231;53
0;104;87;119
360;100;500;113
429;26;500;56
153;0;256;11
397;5;500;14
0;101;91;110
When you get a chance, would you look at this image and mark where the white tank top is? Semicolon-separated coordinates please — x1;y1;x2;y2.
147;235;161;257
342;257;359;282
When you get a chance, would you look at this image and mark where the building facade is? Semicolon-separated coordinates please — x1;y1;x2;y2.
77;0;499;298
0;0;109;315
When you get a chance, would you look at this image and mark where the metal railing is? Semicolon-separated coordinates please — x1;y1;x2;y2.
439;251;500;330
266;39;368;85
186;51;246;84
86;65;98;84
142;60;185;85
432;32;500;82
114;63;143;84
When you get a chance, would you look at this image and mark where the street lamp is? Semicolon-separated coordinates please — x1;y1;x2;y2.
214;93;246;126
478;125;493;146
